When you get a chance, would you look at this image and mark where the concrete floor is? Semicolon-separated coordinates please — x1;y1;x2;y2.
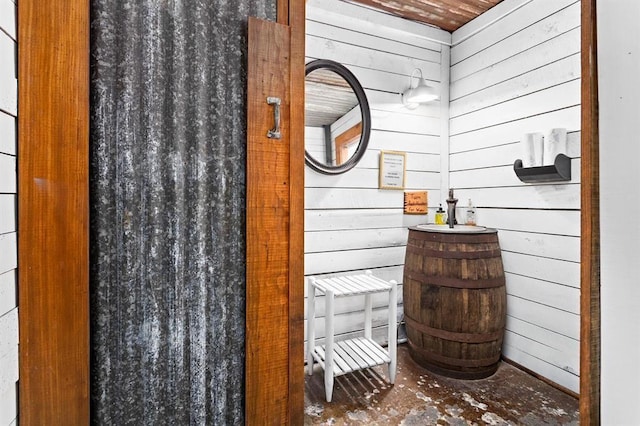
305;344;579;425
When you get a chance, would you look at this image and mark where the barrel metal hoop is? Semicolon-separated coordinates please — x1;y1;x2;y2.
405;271;505;289
406;247;503;260
408;341;501;368
404;315;503;343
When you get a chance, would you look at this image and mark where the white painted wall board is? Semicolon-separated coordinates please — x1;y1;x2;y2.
0;0;15;41
502;251;579;288
507;316;579;369
0;34;14;81
0;7;16;422
0;194;15;234
598;0;640;420
0;339;18;398
450;79;580;136
452;28;580;101
504;322;579;385
372;111;440;135
478;208;580;236
306;20;441;61
0;233;15;275
305;208;429;232
452;184;580;210
0;32;16;116
505;273;579;315
0;154;15;193
368;131;440;154
505;272;580;315
0;308;17;359
0;112;15;156
305;246;406;275
0;271;15;317
451;0;576;65
506;296;579;341
450;54;580;118
499;230;579;263
449;106;580;154
0;382;17;426
305;169;439;190
306;188;403;209
503;332;579;392
450;2;580;81
306;36;441;80
305;227;409;253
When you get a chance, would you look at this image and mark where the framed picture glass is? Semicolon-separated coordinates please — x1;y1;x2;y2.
379;150;406;190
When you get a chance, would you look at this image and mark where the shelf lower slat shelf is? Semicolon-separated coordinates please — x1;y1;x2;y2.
312;336;391;377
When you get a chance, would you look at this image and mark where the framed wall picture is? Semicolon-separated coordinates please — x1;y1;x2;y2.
379;150;406;190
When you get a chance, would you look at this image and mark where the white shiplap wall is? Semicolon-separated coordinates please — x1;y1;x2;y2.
0;0;18;424
304;0;451;350
449;0;581;392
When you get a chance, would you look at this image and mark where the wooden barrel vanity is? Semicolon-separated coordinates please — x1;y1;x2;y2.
403;226;506;379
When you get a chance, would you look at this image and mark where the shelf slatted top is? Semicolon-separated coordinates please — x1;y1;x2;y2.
311;274;392;297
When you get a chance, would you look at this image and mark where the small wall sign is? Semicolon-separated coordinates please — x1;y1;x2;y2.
404;191;428;215
379;151;406;190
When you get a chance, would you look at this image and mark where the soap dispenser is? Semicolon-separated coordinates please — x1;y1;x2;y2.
435;204;446;225
466;199;477;226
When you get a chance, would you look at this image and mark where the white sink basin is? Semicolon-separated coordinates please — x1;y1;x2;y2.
416;224;487;233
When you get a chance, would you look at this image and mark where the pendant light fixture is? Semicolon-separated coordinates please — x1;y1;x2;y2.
402;68;438;109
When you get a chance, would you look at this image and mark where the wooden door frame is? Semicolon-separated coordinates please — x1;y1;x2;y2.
18;0;90;424
245;1;305;423
16;0;598;423
281;0;306;423
245;0;305;421
580;0;600;423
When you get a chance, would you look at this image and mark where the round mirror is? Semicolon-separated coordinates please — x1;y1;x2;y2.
305;59;371;174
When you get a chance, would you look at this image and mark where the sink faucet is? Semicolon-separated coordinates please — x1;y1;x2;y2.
446;188;458;228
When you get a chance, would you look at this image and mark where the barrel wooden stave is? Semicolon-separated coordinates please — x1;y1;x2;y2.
403;228;506;379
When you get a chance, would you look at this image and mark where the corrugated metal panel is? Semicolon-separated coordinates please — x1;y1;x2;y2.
90;0;276;423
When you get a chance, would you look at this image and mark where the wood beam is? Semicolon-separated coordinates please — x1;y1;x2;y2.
18;0;90;424
283;0;306;424
580;0;601;423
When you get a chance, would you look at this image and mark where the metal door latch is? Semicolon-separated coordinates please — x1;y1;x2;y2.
266;97;281;139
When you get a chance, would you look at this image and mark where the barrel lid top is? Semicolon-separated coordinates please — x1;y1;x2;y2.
409;224;498;234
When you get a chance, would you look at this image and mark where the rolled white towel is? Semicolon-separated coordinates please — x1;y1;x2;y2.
544;128;567;166
521;132;544;167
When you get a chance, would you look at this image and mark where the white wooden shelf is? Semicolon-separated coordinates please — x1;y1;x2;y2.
307;271;397;402
311;337;391;376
